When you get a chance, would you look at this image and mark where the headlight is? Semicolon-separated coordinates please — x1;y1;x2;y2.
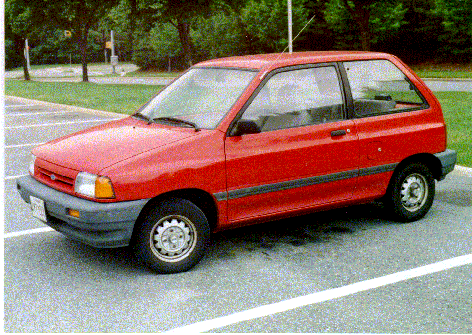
29;155;36;176
74;172;115;199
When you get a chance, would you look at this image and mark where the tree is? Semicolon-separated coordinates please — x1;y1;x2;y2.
340;0;376;51
435;0;472;62
193;12;245;59
155;0;214;67
5;0;34;79
324;0;407;53
241;0;309;53
385;0;443;63
296;0;336;52
28;0;120;82
216;0;258;54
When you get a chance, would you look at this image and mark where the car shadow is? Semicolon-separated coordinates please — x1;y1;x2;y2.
205;202;391;261
31;202;394;276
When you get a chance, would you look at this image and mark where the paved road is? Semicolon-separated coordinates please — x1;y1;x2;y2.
423;79;472;92
3;97;472;332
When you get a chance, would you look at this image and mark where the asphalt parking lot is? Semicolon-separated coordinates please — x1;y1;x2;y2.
3;96;472;332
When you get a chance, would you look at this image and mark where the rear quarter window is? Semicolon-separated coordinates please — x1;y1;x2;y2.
343;59;429;118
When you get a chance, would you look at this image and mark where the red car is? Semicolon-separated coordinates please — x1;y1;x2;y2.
17;51;456;273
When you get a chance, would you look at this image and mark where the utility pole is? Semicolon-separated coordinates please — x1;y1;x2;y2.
288;0;293;53
103;30;107;63
25;39;31;71
110;30;118;74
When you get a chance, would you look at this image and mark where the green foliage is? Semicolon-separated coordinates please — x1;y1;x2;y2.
370;3;407;43
434;0;472;61
241;0;309;53
193;12;245;58
149;23;182;57
5;39;21;69
133;23;187;70
325;0;407;50
5;0;472;71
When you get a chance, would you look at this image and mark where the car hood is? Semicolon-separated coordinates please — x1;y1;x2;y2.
33;117;196;174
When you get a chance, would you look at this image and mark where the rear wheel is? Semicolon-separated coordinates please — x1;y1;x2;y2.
385;163;435;222
133;198;210;274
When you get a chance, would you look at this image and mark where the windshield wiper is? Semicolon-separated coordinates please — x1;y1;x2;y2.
132;112;151;123
152;117;200;132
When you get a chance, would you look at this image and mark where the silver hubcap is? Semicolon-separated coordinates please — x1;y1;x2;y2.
150;215;197;262
400;173;428;212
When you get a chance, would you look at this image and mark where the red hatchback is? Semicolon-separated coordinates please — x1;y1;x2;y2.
17;51;456;273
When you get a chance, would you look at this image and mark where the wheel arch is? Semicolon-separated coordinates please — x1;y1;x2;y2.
390;153;443;184
133;188;219;236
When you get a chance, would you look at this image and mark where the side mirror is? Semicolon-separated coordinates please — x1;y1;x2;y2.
232;119;261;136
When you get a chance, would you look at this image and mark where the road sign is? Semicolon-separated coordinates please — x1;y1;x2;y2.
110;56;118;66
105;41;112;49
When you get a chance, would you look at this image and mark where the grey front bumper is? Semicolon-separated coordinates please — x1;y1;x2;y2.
16;175;149;248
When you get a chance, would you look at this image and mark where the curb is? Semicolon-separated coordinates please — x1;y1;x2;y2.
454;165;472;177
5;95;126;119
6;77;174;85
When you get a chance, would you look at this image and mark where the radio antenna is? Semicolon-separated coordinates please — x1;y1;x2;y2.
259;13;317;80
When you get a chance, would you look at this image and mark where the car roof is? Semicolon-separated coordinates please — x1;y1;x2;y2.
195;51;395;71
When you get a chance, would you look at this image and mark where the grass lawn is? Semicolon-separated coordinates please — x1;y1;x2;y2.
5;80;162;115
4;80;472;167
434;91;472;167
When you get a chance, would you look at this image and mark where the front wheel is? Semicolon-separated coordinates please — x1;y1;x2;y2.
385;163;435;222
133;198;210;274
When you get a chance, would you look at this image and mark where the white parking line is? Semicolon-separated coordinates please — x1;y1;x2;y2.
5;118;119;129
5;142;45;149
165;253;472;333
4;227;54;239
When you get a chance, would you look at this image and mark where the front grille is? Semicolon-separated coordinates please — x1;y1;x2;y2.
35;161;77;194
38;166;74;186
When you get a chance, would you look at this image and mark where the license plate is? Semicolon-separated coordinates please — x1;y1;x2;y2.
30;196;47;222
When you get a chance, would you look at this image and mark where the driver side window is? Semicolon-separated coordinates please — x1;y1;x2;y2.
241;66;344;132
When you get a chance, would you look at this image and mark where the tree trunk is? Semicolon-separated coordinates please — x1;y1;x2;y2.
15;36;30;80
342;0;372;51
177;19;193;67
357;4;371;51
22;49;31;81
79;29;89;82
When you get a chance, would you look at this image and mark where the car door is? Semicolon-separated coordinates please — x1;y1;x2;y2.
224;64;359;223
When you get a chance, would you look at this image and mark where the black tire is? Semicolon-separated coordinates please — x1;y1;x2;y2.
133;198;210;274
385;163;435;222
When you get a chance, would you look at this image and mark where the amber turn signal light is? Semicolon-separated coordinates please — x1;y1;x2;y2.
95;176;115;199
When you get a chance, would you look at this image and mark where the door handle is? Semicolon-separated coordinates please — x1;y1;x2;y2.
331;129;347;137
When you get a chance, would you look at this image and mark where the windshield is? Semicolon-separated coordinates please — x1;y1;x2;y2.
137;67;257;129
